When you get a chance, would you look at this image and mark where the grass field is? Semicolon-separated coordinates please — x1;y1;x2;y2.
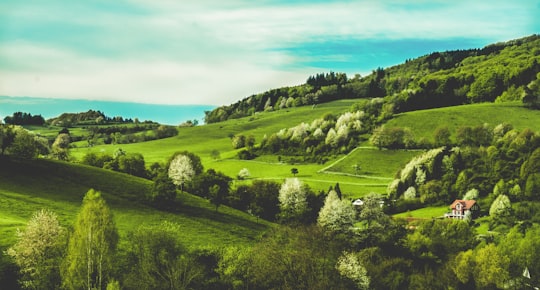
0;157;271;249
393;205;449;219
385;102;540;142
27;100;540;222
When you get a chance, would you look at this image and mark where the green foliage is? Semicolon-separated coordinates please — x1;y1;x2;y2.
278;178;309;224
206;35;540;124
336;251;370;290
63;189;119;290
473;244;510;289
6;209;65;290
3;112;45;126
150;173;176;208
9;128;38;159
123;222;202;290
248;226;347;289
51;133;70;161
317;190;355;235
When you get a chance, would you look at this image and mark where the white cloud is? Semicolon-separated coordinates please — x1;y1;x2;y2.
0;0;538;105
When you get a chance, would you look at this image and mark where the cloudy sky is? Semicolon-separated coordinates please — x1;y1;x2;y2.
1;0;539;105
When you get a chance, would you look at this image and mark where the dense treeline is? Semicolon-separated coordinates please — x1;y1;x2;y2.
387;125;540;216
5;187;539;289
3;112;45;126
205;35;540;124
47;110;150;127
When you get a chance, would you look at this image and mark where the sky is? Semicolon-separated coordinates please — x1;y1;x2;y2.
1;0;539;106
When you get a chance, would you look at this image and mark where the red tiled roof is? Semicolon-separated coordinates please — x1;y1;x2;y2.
450;199;477;210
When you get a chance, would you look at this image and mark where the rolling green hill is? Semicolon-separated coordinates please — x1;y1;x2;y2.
0;157;271;249
384;101;540;142
69;99;540;200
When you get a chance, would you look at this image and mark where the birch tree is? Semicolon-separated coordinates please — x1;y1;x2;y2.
63;189;118;290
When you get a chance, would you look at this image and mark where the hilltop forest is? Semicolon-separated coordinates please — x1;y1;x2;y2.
0;35;539;290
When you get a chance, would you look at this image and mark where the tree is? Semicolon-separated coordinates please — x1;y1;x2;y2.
63;189;119;290
210;149;221;160
9;128;38;159
117;153;146;178
189;169;232;211
150;173;177;208
0;125;16;155
317;190;355;235
232;135;246;149
6;209;65;290
473;244;510;289
291;168;299;176
124;222;202;290
51;133;70;161
249;180;281;222
336;251;370;290
489;194;512;219
237;168;250;180
463;188;479;200
433;126;451;147
278;178;308;224
168;154;195;192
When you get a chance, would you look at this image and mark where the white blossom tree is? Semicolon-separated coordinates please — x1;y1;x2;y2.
278;178;308;223
6;209;65;290
317;190;355;234
404;186;417;199
463;188;479;200
489;194;512;218
325;128;337;147
168;154;195;192
336;251;370;290
237;168;250;180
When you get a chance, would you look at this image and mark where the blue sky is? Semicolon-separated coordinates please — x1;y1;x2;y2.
1;0;539;105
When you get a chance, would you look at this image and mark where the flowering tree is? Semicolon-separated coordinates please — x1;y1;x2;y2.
278;178;308;223
6;209;65;289
336;251;370;290
168;154;195;192
317;190;355;234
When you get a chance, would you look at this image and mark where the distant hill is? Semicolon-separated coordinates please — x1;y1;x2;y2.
205;35;540;123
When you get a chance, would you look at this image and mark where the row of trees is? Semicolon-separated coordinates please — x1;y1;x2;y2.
0;125;70;160
3;112;45;126
8;186;539;289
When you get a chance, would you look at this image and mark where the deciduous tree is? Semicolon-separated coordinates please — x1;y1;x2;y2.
51;133;70;161
63;189;118;290
6;209;65;290
318;190;355;234
168;154;195;192
336;251;370;290
278;178;308;224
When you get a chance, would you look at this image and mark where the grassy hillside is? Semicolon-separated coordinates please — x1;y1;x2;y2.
385;102;540;142
0;157;271;249
68;100;540;199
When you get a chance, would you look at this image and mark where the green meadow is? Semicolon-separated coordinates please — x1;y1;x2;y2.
385;102;540;142
68;100;540;199
0;157;271;249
